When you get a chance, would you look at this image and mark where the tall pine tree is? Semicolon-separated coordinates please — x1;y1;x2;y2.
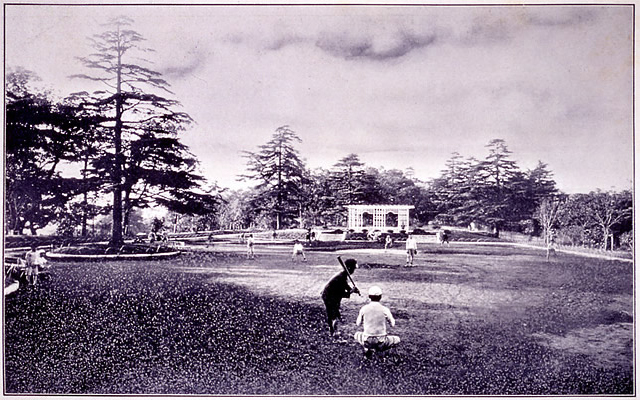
240;125;307;229
71;16;214;245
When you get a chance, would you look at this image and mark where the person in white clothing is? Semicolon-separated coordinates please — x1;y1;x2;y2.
354;285;400;359
24;245;46;286
384;235;393;251
246;234;255;259
291;240;306;262
405;234;418;266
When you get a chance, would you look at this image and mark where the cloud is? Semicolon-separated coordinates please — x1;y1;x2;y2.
265;35;308;51
464;17;514;45
314;31;437;61
525;7;597;27
231;26;439;61
161;48;208;79
245;7;600;61
444;7;600;48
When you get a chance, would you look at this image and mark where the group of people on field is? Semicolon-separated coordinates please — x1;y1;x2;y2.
245;229;451;266
243;233;405;358
321;258;400;359
241;229;456;358
13;229;453;360
5;245;49;290
317;230;450;358
244;233;310;261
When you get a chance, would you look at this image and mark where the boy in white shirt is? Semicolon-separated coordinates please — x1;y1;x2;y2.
24;245;46;286
354;285;400;359
246;234;255;259
291;240;306;262
405;234;418;266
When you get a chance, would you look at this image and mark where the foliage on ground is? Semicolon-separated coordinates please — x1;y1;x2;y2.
50;243;176;255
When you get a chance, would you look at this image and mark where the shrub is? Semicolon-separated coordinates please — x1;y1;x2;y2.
348;232;367;241
619;231;633;250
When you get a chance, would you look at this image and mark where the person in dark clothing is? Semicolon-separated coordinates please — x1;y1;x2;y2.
321;258;360;340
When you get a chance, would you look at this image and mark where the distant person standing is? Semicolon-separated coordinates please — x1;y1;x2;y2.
437;229;450;247
24;245;46;286
160;229;168;243
246;234;255;259
384;235;393;251
405;234;418;266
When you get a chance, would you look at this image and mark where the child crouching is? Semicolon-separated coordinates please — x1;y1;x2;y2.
354;285;400;359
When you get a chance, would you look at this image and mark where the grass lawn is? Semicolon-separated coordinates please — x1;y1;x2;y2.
3;242;634;395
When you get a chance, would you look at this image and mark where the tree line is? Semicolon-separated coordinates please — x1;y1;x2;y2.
224;128;631;250
5;18;632;251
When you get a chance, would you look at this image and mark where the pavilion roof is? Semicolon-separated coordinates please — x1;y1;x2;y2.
346;204;414;209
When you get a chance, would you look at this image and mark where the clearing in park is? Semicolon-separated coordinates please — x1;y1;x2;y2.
4;237;633;395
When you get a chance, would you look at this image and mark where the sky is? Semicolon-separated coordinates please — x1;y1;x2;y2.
4;3;635;194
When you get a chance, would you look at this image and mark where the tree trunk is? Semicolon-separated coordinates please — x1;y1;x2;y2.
11;214;23;235
13;213;25;235
123;207;130;238
81;155;89;237
610;234;615;251
110;41;124;247
299;204;303;228
122;188;132;238
8;200;19;234
81;191;88;237
602;228;609;250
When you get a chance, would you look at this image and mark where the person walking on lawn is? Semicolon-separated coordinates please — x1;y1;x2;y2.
321;258;360;341
354;285;400;359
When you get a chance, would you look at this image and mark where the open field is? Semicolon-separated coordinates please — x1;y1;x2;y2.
3;242;634;395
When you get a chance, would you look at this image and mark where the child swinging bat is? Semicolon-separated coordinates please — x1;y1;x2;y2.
320;257;360;341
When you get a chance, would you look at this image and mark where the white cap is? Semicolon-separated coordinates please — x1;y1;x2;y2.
368;285;383;296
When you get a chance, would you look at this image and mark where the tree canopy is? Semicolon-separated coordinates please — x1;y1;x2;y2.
6;68;88;234
240;125;307;229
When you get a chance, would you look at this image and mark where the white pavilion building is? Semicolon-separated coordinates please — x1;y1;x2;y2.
346;204;414;233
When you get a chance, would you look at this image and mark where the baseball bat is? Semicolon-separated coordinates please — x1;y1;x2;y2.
337;256;361;296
